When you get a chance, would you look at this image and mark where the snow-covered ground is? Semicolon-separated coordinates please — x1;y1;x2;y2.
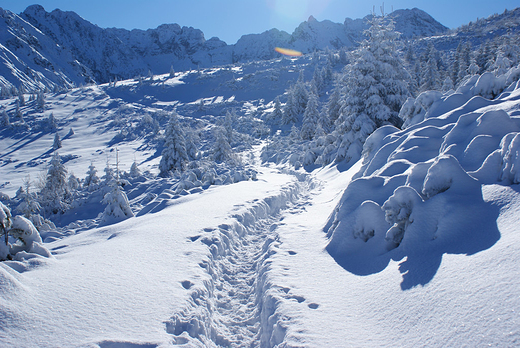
1;55;520;347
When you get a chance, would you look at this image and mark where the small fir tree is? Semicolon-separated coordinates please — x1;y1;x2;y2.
53;132;62;150
159;112;189;177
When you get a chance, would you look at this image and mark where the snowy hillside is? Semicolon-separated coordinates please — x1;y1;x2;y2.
0;6;520;348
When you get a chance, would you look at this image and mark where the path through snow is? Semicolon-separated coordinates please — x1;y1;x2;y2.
166;168;319;347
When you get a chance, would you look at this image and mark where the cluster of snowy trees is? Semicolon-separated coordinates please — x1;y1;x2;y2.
158;110;241;178
5;150;140;234
263;11;520;169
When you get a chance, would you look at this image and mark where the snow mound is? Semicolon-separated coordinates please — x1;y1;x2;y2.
326;69;520;289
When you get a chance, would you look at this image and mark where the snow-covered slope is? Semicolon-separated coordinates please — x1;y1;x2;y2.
0;7;93;93
0;67;519;346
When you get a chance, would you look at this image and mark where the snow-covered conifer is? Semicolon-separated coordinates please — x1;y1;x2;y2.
15;101;23;122
36;90;45;110
300;92;319;140
159;112;189;177
16;175;40;219
18;89;25;107
84;162;100;191
103;160;115;184
185;130;199;160
169;65;175;78
101;181;134;224
1;109;9;127
420;43;441;91
53;133;62;150
269;96;283;123
334;15;409;163
442;76;455;93
224;110;235;144
282;88;298;125
0;201;12;257
129;161;141;178
40;152;70;215
326;85;342;131
213;126;234;163
47;113;57;132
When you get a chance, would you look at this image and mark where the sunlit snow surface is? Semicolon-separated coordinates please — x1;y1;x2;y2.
0;65;520;347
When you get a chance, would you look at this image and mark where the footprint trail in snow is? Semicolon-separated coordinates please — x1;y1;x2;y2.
165;170;318;347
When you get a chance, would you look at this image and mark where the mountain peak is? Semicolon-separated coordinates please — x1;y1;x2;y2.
308;15;317;22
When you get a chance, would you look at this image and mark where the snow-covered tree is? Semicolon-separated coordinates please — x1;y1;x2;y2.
53;133;62;150
213;126;234;163
47;113;57;132
334;14;410;163
269;96;283;123
159;112;189;177
39;152;70;215
282;87;299;125
101;180;134;224
15;101;23;122
36;90;45;110
1;109;9;127
0;201;12;258
18;89;25;107
169;65;175;78
300;92;319;140
420;43;442;91
185;130;199;160
325;85;342;132
442;76;455;93
224;110;235;144
84;162;100;191
492;49;512;76
103;159;115;185
129;161;141;178
16;175;40;219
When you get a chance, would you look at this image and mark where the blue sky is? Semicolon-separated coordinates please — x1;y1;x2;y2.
2;0;519;44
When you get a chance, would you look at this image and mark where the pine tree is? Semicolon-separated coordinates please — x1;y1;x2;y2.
129;161;141;178
213;126;234;163
300;92;319;140
101;181;134;224
36;90;45;110
40;152;70;215
224;110;235;144
47;113;57;132
84;162;100;191
442;76;455;93
169;65;175;78
53;132;62;150
18;89;25;107
1;109;9;127
282;87;299;125
420;43;441;91
269;96;283;123
15;101;23;122
103;159;115;185
334;14;410;163
185;130;199;160
159;112;189;177
326;85;342;132
16;175;41;219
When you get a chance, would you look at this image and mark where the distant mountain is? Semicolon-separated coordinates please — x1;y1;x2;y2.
0;4;466;93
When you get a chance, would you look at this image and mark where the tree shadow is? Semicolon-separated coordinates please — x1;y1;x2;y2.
327;193;501;290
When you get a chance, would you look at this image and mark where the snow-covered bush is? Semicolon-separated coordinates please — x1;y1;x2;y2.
0;203;51;261
382;186;423;248
101;182;134;225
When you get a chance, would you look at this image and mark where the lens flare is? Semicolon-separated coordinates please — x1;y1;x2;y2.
275;47;303;56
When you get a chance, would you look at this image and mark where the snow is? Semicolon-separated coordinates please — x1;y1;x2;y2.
0;9;520;347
